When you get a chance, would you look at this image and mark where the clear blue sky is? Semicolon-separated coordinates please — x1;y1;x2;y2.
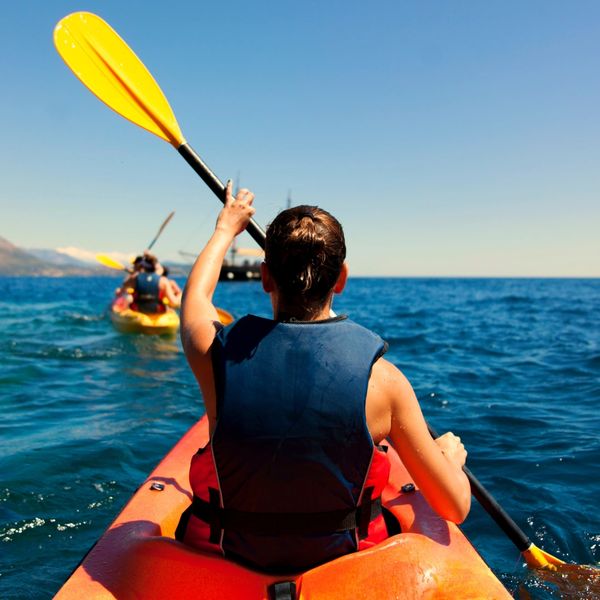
1;1;599;276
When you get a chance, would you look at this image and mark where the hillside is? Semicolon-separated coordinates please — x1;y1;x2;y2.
28;248;93;268
0;237;105;276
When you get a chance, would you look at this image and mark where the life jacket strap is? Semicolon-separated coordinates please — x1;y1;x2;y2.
208;487;222;544
192;486;380;541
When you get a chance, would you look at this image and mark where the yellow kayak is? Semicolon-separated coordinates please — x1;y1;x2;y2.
109;297;234;335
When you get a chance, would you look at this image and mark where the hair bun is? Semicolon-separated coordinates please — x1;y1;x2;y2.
265;205;346;314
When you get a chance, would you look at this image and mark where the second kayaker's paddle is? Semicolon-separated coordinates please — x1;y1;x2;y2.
147;211;175;251
98;212;174;272
96;254;130;272
53;12;265;250
54;11;596;576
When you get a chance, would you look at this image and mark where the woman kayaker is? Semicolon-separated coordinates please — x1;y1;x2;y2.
178;181;471;573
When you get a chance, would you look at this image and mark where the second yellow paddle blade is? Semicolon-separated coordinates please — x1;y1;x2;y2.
54;12;185;147
217;307;235;326
96;254;127;271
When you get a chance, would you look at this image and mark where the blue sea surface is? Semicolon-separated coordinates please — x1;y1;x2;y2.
1;277;598;599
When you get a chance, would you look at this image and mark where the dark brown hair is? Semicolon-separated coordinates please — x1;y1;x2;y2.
265;205;346;318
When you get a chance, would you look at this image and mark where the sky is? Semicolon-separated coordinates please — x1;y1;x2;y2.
1;1;599;276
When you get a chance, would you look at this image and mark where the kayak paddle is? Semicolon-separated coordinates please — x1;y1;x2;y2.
426;425;595;574
98;212;174;271
55;11;596;577
96;254;130;272
147;211;175;251
53;12;266;250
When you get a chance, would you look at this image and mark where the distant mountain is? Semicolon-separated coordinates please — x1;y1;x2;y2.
28;248;92;268
0;236;106;276
0;237;45;275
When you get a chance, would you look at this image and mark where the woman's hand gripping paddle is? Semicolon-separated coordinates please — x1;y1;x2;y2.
53;12;266;250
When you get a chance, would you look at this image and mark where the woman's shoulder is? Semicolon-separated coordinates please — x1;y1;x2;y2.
370;357;413;395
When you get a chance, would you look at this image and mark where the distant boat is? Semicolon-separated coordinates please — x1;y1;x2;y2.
220;243;262;281
179;244;263;282
219;263;261;281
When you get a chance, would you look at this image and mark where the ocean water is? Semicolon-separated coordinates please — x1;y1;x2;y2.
0;276;598;599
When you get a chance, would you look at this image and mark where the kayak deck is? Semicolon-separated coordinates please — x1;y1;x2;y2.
110;305;181;335
54;417;510;599
109;299;234;335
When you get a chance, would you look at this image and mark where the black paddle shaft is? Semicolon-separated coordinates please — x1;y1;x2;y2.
463;465;531;552
178;139;532;557
178;143;266;249
427;424;531;552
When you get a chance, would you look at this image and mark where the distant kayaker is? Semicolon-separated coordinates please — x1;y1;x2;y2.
118;255;181;312
162;265;183;301
142;249;165;276
178;181;471;573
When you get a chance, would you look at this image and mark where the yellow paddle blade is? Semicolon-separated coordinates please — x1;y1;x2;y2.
216;307;234;326
96;254;127;271
521;534;599;584
527;550;600;596
523;543;565;570
54;12;185;147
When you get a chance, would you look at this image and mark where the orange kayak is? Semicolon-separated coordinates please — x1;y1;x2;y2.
109;297;234;335
54;416;510;599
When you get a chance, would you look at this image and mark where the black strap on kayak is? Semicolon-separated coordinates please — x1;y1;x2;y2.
268;581;297;600
192;486;380;543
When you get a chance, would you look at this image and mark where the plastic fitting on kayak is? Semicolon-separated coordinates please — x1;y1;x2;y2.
268;581;297;600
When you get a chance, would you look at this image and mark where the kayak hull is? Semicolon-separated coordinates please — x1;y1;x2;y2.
54;417;511;599
110;304;181;335
109;299;234;335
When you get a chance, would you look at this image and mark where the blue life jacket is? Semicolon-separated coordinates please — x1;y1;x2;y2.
133;272;163;314
205;314;387;572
